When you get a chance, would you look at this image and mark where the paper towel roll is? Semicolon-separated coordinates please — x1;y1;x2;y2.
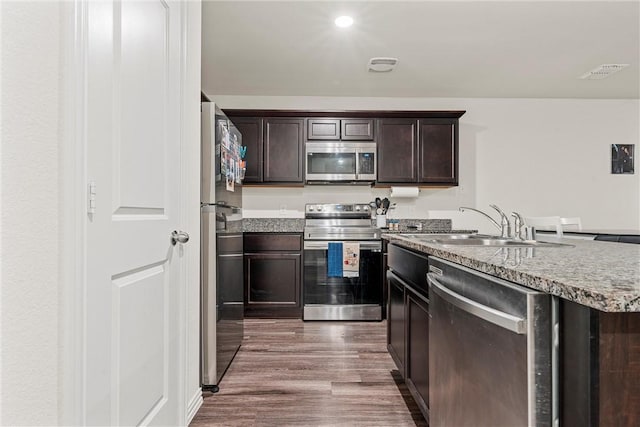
390;186;419;198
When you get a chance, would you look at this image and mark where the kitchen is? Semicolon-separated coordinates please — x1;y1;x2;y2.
193;1;640;426
1;1;639;426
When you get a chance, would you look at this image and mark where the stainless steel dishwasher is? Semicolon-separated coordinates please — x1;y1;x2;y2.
427;256;557;427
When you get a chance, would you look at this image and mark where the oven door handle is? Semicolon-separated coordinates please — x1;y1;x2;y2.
304;240;381;251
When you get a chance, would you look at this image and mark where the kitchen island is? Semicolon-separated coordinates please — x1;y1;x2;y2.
384;233;640;427
384;233;640;312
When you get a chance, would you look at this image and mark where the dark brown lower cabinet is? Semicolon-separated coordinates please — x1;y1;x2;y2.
561;300;640;427
244;233;302;318
406;289;429;420
387;276;406;373
386;243;430;422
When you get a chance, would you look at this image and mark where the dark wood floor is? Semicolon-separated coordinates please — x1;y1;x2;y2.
191;319;427;427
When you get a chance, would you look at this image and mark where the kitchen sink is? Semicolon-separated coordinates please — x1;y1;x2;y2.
399;233;573;248
432;238;573;248
402;233;494;240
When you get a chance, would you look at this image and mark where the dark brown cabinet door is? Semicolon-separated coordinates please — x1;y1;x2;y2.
244;233;302;318
341;119;375;140
387;273;406;375
245;254;300;303
307;119;340;140
264;118;304;183
232;117;263;183
419;119;457;184
406;289;430;419
377;119;417;183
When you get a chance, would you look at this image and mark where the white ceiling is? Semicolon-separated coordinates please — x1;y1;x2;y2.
202;1;640;99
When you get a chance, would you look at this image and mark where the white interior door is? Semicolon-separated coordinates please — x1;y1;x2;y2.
85;1;185;425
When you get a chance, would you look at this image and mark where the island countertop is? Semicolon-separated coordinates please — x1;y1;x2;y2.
383;233;640;313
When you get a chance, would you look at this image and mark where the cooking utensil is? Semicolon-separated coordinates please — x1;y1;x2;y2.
375;197;382;208
376;208;383;215
382;198;390;214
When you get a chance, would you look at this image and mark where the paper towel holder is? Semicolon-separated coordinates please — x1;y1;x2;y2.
389;186;420;198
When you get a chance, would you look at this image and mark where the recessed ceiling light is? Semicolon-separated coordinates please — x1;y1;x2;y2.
335;16;353;28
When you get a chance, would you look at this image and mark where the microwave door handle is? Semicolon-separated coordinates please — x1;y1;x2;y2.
355;148;359;180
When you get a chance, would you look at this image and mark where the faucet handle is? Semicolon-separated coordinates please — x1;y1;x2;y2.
490;204;511;238
511;212;524;240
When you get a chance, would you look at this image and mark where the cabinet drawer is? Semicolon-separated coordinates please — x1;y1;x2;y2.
244;233;302;252
217;234;243;254
388;244;429;295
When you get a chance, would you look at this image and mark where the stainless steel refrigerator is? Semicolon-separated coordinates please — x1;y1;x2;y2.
201;102;244;392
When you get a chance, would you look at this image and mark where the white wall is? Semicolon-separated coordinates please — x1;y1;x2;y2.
212;95;640;231
1;1;61;425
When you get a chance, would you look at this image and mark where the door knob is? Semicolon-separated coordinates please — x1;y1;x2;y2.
171;230;190;246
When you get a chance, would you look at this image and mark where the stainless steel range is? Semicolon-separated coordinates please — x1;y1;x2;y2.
303;203;383;321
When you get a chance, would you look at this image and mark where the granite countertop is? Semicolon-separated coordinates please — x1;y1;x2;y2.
242;218;467;234
243;218;305;233
384;233;640;313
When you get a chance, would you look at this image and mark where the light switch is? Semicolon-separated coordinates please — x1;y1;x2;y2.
88;181;96;214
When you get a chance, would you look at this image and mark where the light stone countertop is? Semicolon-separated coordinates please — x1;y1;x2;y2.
384;233;640;313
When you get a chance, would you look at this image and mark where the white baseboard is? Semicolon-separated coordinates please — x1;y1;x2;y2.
185;388;203;425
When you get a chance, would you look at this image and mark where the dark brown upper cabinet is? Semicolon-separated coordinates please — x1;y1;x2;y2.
264;118;304;183
377;117;460;185
307;119;340;140
307;118;375;141
223;109;464;187
418;119;458;185
377;119;418;183
231;117;263;183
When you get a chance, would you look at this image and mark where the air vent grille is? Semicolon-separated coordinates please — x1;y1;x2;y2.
579;64;629;80
368;57;398;73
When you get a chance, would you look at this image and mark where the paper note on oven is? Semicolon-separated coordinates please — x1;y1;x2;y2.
343;242;360;278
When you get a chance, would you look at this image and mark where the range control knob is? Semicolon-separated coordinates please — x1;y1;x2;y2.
308;206;314;211
355;206;361;211
316;205;323;211
363;205;369;211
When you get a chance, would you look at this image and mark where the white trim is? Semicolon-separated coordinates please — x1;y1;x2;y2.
60;0;88;425
178;1;189;424
185;388;204;425
180;1;203;426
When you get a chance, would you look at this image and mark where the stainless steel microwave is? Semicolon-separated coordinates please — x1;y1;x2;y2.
305;142;377;184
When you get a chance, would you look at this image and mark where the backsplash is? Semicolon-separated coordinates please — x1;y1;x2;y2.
242;185;473;219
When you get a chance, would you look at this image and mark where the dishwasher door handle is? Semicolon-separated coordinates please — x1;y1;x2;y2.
427;273;527;334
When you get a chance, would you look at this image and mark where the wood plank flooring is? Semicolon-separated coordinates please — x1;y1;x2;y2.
191;319;427;427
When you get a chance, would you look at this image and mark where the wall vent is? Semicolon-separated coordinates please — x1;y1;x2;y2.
368;57;398;73
579;64;629;80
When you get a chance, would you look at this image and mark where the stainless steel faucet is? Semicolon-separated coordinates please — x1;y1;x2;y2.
489;205;511;238
459;206;509;237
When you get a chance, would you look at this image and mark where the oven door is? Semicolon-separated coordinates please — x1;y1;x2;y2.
303;240;382;320
305;143;357;181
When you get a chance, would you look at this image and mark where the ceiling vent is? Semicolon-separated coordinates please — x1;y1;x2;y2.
368;57;398;73
579;64;629;80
